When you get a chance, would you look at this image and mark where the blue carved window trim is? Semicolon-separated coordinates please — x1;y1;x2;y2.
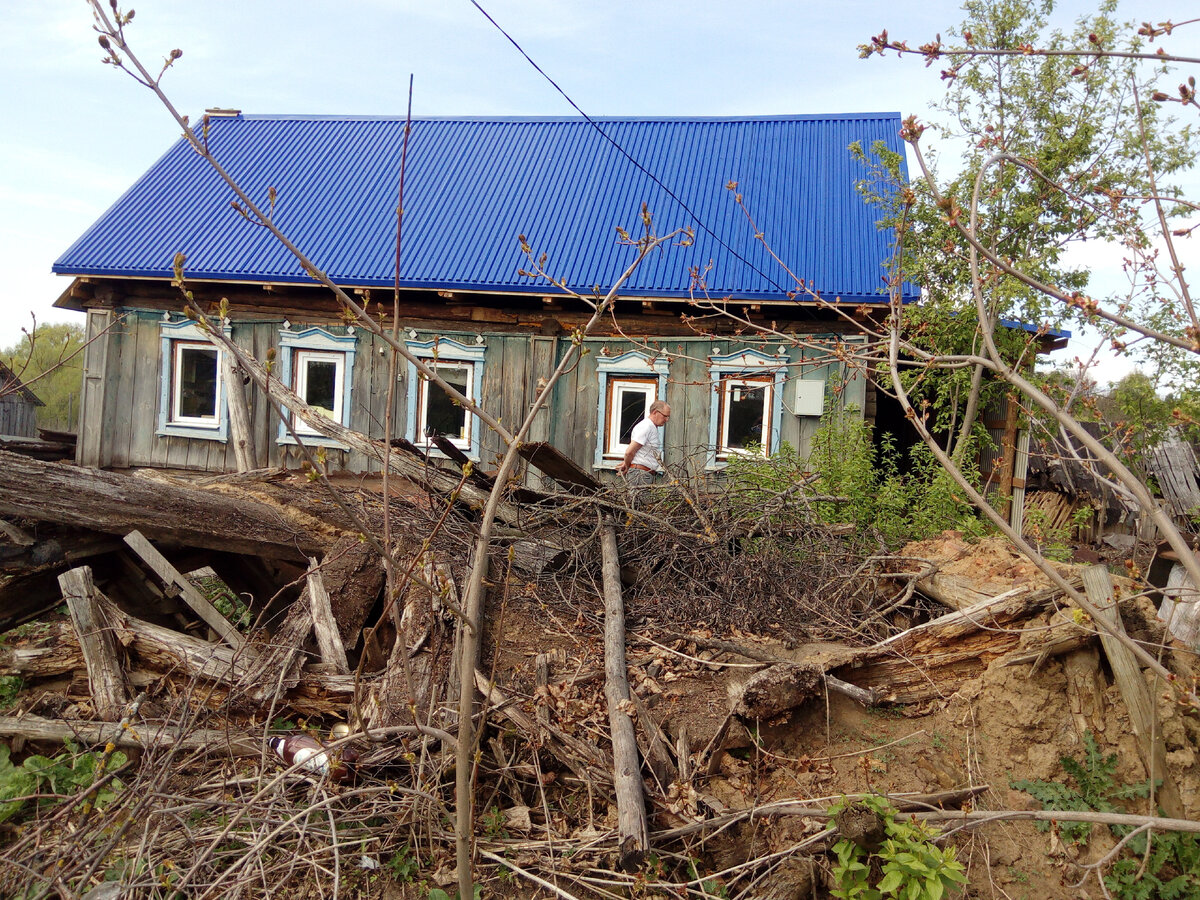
276;325;358;449
157;317;230;442
404;337;487;461
593;350;670;470
706;348;786;468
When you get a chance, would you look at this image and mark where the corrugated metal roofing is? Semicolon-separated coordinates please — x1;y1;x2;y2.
54;114;918;304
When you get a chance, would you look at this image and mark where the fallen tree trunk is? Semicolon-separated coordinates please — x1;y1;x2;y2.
0;449;325;561
832;582;1088;704
0;713;260;757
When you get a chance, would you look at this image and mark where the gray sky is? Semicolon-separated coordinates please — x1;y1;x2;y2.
4;1;1198;385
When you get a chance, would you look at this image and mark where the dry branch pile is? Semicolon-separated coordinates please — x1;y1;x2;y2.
0;451;1197;898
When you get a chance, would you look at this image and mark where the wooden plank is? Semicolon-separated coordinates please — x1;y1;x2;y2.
1083;565;1184;819
58;566;130;721
78;309;113;468
519;442;600;493
222;341;256;472
128;311;161;468
306;558;349;674
123;530;248;651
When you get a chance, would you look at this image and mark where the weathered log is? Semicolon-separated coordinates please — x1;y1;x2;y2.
0;623;82;678
123;530;247;652
656;629;876;706
832;583;1087;704
58;567;130;720
306;560;348;674
729;663;823;719
600;524;648;870
0;713;260;757
0;449;324;560
101;596;255;684
1083;566;1184;820
320;536;385;650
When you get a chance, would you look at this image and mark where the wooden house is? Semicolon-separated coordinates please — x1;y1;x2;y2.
53;113;917;477
0;360;44;439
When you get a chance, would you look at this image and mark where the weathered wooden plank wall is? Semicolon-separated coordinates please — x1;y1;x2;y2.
88;308;861;478
0;399;37;438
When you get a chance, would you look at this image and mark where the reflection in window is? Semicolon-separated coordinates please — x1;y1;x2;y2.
293;350;344;434
419;363;473;448
172;342;219;424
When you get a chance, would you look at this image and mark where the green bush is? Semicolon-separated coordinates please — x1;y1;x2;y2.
0;741;126;823
726;409;989;548
828;794;967;900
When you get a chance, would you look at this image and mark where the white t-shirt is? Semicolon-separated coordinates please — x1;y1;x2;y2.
629;416;663;471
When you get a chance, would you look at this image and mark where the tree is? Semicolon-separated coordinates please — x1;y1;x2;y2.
1;321;85;431
854;0;1195;458
850;4;1200;696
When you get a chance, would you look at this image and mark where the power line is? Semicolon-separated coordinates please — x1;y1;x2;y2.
468;0;792;296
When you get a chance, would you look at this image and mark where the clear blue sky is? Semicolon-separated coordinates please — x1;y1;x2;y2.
3;1;1197;384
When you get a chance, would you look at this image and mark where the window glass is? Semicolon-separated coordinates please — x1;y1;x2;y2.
422;364;471;444
174;344;218;422
303;360;338;416
606;379;655;456
720;377;770;456
293;350;344;434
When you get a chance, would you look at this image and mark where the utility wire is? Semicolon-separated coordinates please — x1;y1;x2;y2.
469;0;792;296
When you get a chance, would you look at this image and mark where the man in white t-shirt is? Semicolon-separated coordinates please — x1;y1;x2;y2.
616;400;670;488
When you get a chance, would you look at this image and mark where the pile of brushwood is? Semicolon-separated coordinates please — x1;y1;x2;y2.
0;447;1198;899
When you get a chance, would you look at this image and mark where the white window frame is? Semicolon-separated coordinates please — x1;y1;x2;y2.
716;375;774;459
405;337;486;459
593;350;669;470
157;317;229;442
276;326;357;447
707;348;786;468
293;350;345;435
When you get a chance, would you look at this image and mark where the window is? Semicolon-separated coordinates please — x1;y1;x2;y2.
277;326;357;446
417;361;474;448
157;317;229;441
293;351;344;434
717;375;772;456
707;348;786;466
172;342;220;424
594;350;669;469
405;337;486;459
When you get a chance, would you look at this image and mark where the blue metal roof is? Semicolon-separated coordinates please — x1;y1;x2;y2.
55;113;918;304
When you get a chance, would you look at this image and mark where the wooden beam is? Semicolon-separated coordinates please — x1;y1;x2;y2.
1082;565;1184;820
123;530;248;652
58;566;130;721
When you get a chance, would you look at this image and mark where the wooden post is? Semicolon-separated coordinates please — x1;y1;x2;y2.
306;558;349;674
123;530;248;652
222;352;256;473
599;524;648;870
58;566;129;721
997;392;1020;521
78;309;113;468
1082;565;1184;819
